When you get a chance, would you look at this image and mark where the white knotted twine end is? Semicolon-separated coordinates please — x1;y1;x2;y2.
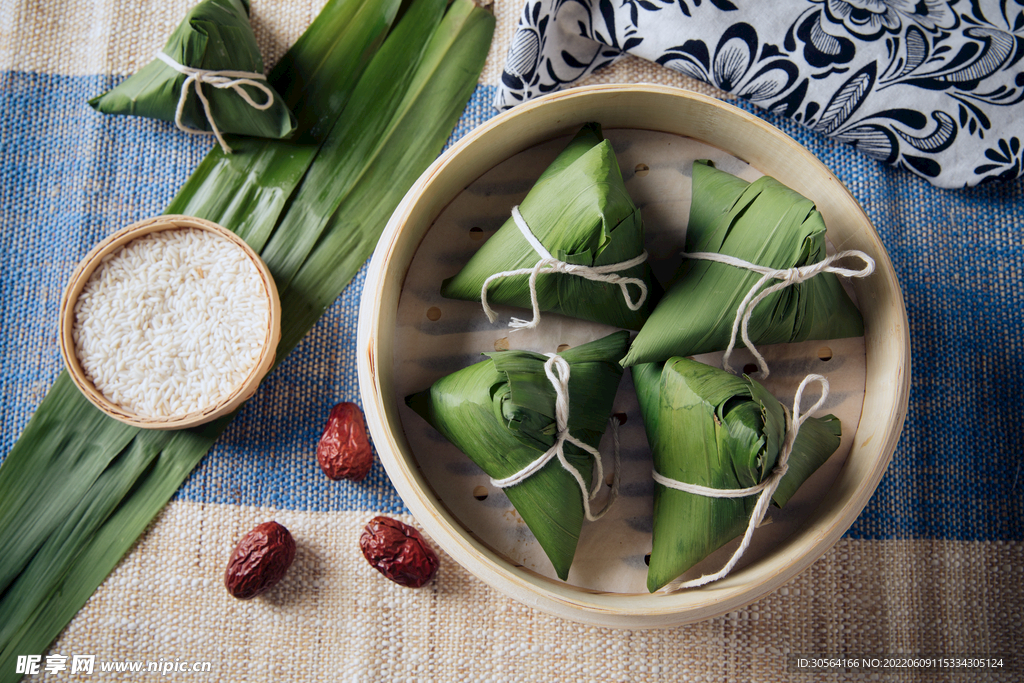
683;249;875;380
481;205;649;331
156;52;275;155
654;373;830;593
488;353;621;522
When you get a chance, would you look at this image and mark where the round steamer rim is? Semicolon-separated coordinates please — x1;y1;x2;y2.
59;214;282;430
357;84;911;628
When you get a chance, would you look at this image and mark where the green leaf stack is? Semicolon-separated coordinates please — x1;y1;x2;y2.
406;331;630;580
440;123;655;330
90;0;297;142
0;0;493;676
633;358;842;592
621;159;864;367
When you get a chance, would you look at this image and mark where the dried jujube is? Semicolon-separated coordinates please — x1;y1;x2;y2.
224;521;296;599
359;516;439;588
317;402;374;481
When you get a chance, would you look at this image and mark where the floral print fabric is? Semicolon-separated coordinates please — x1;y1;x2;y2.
495;0;1024;187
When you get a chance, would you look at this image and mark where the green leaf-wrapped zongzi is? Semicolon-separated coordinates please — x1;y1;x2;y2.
440;123;654;331
633;358;841;592
406;331;629;580
90;0;296;152
621;160;870;368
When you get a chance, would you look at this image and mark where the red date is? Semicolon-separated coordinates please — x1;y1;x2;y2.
317;402;374;481
359;516;439;588
224;521;296;599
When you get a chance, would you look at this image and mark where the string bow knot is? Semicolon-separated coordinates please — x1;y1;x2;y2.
489;353;620;522
654;374;829;592
481;206;648;331
683;249;875;379
156;52;275;154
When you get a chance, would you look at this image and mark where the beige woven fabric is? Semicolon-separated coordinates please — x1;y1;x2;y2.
40;503;1023;682
0;0;722;97
0;0;327;77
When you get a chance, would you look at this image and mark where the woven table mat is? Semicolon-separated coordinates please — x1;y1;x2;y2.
1;1;1021;681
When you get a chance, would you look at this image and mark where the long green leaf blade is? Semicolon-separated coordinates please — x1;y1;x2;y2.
0;430;171;647
275;0;495;356
0;375;136;594
0;0;400;602
258;0;448;289
0;423;223;679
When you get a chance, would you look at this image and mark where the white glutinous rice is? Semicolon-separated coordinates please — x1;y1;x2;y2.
72;228;270;419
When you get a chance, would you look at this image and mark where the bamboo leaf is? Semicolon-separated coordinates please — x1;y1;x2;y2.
258;0;449;290
406;331;629;580
90;0;297;141
0;422;224;678
633;358;841;592
0;374;137;594
0;429;172;648
439;123;655;330
0;0;399;605
621;160;865;367
275;0;495;356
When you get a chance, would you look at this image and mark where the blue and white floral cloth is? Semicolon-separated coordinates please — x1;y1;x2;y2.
496;0;1024;188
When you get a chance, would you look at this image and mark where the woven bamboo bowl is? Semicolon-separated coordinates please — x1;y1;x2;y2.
357;85;910;628
59;215;281;430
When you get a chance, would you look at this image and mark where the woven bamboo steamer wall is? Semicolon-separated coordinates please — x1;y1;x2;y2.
59;215;282;430
358;84;910;628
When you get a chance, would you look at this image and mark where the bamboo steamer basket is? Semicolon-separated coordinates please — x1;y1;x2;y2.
357;85;910;628
59;215;281;430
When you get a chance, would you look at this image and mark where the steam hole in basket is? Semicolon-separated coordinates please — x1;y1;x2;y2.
556;343;570;352
470;226;484;241
612;412;628;425
818;346;833;361
635;163;650;177
742;363;758;375
473;485;488;501
426;306;442;321
494;337;510;352
644;554;651;566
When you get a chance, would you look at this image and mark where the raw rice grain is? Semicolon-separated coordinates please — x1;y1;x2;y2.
72;228;270;418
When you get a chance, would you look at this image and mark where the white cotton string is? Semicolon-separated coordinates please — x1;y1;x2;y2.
682;250;875;379
655;374;830;593
489;353;620;522
480;205;649;331
156;52;275;154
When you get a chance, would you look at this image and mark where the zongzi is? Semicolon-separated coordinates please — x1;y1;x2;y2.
90;0;296;152
440;123;654;331
621;160;872;369
405;331;629;580
633;358;841;592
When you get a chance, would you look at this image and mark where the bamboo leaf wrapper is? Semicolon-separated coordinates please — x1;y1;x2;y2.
440;123;655;330
633;358;841;592
0;0;493;675
406;332;630;580
621;160;865;367
90;0;297;142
